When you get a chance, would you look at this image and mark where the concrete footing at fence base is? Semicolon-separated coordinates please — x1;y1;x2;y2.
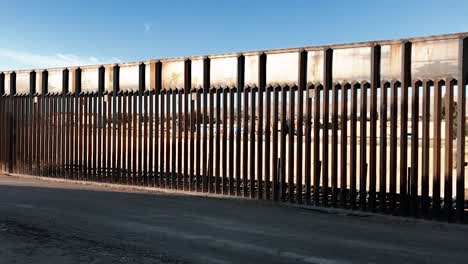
4;172;463;226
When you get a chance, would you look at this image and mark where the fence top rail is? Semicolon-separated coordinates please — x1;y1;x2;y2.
1;31;467;73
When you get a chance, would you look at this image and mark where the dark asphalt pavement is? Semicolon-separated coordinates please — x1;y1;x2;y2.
0;175;467;264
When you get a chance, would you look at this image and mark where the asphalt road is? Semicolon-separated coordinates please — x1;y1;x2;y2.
0;175;467;264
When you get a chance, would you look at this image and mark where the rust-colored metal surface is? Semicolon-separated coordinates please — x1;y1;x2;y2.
0;32;467;223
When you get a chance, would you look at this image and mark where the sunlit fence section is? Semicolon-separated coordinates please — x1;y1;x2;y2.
0;33;467;223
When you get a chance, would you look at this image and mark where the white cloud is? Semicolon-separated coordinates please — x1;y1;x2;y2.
144;23;152;33
0;48;121;70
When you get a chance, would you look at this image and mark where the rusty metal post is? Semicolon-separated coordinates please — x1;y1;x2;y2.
96;66;103;182
122;91;128;184
58;70;66;178
83;92;89;180
379;82;389;211
171;90;177;189
323;49;333;206
53;94;58;177
61;69;68;178
126;92;132;184
159;89;166;187
331;83;339;207
44;71;52;177
134;89;140;185
305;90;312;205
340;84;349;207
116;90;122;183
369;45;381;211
8;72;16;173
349;82;357;208
202;57;210;193
208;88;215;193
410;80;421;217
456;37;467;222
243;86;250;197
102;92;108;182
144;78;150;187
110;65;118;183
38;81;44;176
8;72;16;174
421;80;432;216
389;81;399;212
30;71;37;175
0;72;4;96
76;69;84;180
360;83;369;210
0;95;4;173
87;93;94;180
177;90;183;188
265;86;272;200
155;61;162;187
432;80;443;217
236;55;244;196
148;89;155;187
215;88;221;193
313;84;322;206
107;91;113;182
17;93;23;175
195;90;201;191
280;85;287;201
258;53;266;199
138;63;144;185
65;91;73;179
142;70;149;186
297;50;307;204
222;88;228;194
444;79;455;220
24;95;29;175
148;90;154;186
400;41;411;216
330;84;342;207
165;90;171;188
65;82;72;179
189;93;195;191
184;59;191;190
0;73;4;173
92;89;101;181
74;68;82;180
250;86;256;198
288;84;295;203
43;71;50;177
272;86;279;201
228;87;235;195
8;72;18;173
14;96;20;175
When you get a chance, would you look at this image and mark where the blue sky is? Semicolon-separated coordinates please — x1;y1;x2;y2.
0;0;467;70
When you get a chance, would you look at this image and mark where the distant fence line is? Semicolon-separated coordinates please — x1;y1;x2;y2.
0;33;467;223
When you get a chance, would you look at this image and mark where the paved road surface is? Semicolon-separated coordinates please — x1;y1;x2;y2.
0;175;467;264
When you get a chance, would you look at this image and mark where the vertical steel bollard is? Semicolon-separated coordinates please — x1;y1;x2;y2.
456;37;467;222
369;45;381;211
184;59;191;190
257;53;266;199
360;83;369;210
154;62;162;187
432;80;443;218
272;86;279;201
400;42;412;216
297;50;307;204
322;49;333;206
236;56;244;196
